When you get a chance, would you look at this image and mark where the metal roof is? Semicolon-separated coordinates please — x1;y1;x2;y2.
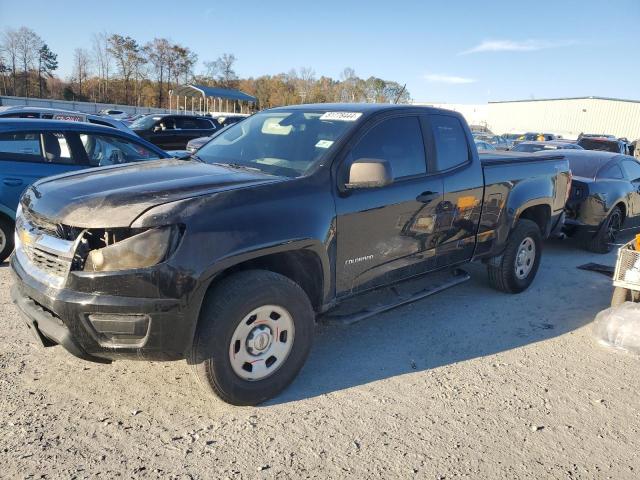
489;96;640;104
171;84;257;102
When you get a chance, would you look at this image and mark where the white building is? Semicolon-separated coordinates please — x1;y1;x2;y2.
415;97;640;140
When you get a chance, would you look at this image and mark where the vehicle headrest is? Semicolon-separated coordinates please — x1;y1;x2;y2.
42;133;61;162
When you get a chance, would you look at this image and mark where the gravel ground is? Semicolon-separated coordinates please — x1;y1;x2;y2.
1;237;639;479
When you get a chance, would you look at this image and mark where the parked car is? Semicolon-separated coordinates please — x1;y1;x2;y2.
214;114;249;127
512;141;583;153
473;134;509;150
10;104;570;405
131;114;219;149
474;139;497;150
98;108;130;120
561;150;640;252
577;136;631;155
0;119;171;262
501;133;523;150
185;124;234;153
513;132;557;146
0;106;133;133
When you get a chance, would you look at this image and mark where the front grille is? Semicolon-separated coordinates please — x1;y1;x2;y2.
24;245;72;278
17;208;78;282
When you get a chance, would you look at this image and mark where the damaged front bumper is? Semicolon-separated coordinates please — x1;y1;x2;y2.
11;252;201;363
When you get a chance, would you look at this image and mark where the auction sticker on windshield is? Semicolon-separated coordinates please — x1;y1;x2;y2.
315;139;334;148
319;112;362;121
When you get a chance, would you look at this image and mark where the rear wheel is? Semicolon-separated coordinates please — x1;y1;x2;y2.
0;217;15;263
582;207;622;254
487;219;542;293
190;270;315;406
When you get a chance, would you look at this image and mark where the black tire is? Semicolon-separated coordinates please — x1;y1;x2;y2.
611;286;640;307
582;207;622;254
190;269;315;406
487;219;542;294
0;217;15;264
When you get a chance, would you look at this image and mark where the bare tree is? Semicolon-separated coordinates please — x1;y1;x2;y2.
205;53;238;88
144;38;172;107
16;27;41;97
1;28;20;95
339;67;360;102
72;48;91;98
107;34;141;105
296;67;315;103
92;32;112;102
172;45;197;86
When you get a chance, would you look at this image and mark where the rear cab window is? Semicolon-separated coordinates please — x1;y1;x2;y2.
429;114;470;171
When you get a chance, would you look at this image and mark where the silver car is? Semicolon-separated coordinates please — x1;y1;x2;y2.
0;106;134;134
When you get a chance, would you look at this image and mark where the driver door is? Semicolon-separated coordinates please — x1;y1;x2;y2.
334;115;445;296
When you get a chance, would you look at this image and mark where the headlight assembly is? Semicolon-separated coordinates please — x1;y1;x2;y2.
84;225;180;272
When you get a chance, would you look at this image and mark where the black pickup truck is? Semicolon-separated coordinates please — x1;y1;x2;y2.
11;104;571;405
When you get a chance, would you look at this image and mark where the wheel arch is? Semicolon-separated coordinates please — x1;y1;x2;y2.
516;203;551;236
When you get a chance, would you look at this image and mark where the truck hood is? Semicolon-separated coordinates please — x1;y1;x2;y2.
22;159;284;228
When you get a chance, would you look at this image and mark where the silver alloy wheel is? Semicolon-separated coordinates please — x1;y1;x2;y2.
229;305;295;381
514;237;536;280
0;228;6;253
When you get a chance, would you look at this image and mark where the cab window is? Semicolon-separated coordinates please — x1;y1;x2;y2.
430;114;470;171
350;116;426;179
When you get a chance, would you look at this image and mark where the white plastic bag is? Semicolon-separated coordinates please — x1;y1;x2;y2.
593;301;640;354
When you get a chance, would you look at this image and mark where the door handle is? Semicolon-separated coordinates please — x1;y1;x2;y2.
3;178;23;187
417;191;440;203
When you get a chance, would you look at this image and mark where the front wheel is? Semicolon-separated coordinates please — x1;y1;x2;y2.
0;217;15;264
190;270;315;406
487;219;542;294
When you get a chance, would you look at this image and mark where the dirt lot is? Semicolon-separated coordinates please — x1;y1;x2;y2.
1;237;639;479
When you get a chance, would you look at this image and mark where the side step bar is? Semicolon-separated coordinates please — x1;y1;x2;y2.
322;269;471;326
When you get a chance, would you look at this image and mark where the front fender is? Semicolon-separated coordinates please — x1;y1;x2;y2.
200;238;332;302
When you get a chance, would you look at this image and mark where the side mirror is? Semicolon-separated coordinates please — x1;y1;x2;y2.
345;158;393;189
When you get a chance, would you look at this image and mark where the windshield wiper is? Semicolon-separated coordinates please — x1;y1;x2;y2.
212;162;265;173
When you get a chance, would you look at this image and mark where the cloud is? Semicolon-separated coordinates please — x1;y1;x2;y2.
459;39;576;55
423;74;476;85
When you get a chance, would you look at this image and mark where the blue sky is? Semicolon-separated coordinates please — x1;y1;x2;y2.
1;0;639;103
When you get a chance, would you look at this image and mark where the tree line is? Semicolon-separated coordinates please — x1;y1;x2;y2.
0;26;411;110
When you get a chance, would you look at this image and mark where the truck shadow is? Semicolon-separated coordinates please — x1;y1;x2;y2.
268;239;616;405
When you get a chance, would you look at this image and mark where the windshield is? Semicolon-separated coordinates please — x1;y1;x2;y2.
130;115;159;130
195;110;360;177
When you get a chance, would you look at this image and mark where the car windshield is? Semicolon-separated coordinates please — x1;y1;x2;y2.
130;115;159;130
195;110;360;177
